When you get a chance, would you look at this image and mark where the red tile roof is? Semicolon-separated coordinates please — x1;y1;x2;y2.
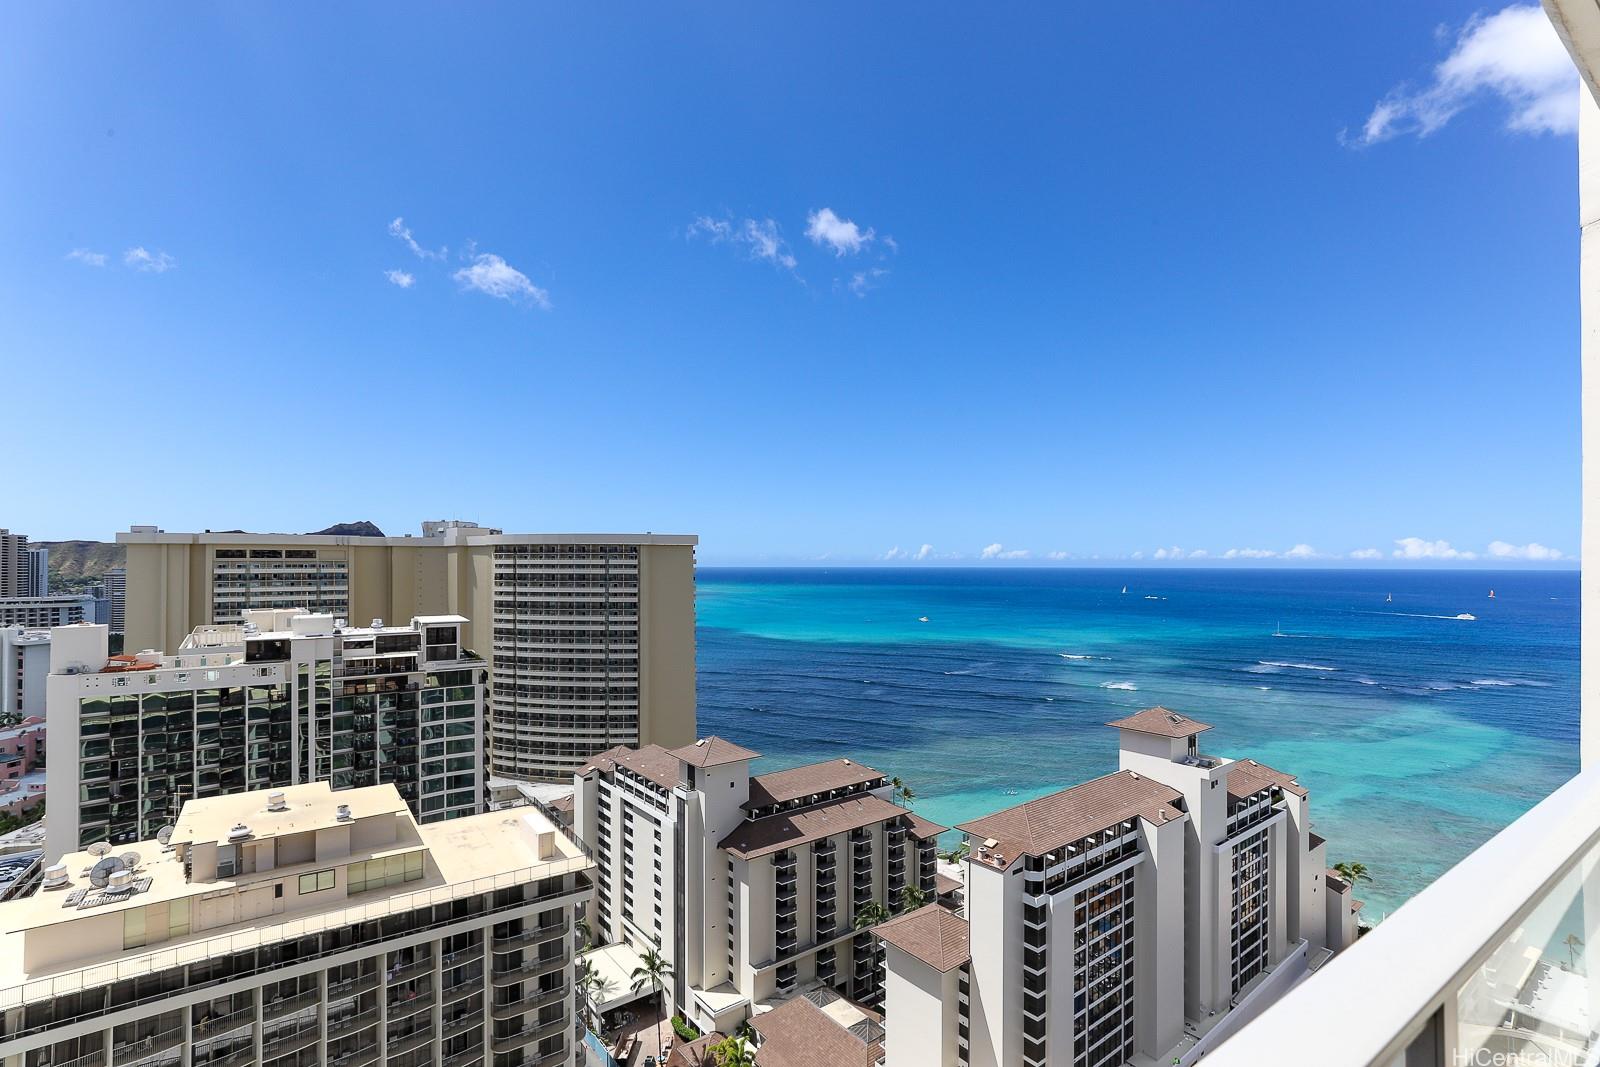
720;794;907;860
874;903;970;971
1106;706;1213;737
746;758;885;809
958;770;1185;869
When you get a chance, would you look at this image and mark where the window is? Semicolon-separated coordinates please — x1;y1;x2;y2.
298;869;335;895
346;852;425;895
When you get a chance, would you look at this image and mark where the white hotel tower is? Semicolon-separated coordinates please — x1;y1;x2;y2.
878;708;1357;1067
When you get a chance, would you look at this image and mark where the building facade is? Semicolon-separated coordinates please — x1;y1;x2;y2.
44;610;489;861
25;546;47;598
0;531;26;598
0;780;594;1067
879;708;1355;1067
0;626;51;721
118;522;697;782
102;566;125;634
0;594;97;629
573;736;944;1037
0;716;46;817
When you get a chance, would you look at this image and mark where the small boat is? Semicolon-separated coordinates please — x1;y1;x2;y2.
1488;589;1496;599
1455;613;1477;621
917;616;929;623
1120;586;1128;595
1273;621;1286;637
1385;593;1392;603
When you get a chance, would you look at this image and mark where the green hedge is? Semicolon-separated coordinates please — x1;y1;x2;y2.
671;1014;701;1042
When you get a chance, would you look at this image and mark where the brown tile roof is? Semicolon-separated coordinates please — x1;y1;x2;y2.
1325;867;1351;893
958;770;1185;870
1106;706;1213;738
548;795;574;813
934;872;962;897
721;794;907;860
577;744;681;791
751;995;874;1067
874;903;970;971
670;735;762;767
665;1031;725;1067
902;812;948;840
1309;831;1327;851
1226;758;1308;800
746;758;885;809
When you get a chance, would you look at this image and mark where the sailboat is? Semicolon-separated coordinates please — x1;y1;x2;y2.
1273;620;1286;637
1488;589;1496;599
1385;593;1392;603
1120;586;1128;595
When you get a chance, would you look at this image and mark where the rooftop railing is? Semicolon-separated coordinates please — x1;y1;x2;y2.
1207;763;1600;1066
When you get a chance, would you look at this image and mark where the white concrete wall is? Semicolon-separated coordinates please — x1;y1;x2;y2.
1137;812;1188;1058
964;859;1017;1067
883;945;958;1067
1582;84;1600;771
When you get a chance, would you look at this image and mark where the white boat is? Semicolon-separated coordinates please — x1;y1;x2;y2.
917;616;929;623
1488;589;1496;599
1121;586;1128;595
1455;613;1477;621
1385;593;1392;603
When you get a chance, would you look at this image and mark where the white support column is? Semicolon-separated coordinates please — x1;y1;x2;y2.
1581;83;1600;770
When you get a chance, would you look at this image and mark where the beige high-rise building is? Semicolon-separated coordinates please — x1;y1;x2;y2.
119;522;697;782
0;779;593;1067
0;530;28;598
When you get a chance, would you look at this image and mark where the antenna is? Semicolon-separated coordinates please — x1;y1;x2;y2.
89;856;124;889
87;842;111;858
120;851;142;870
156;826;174;848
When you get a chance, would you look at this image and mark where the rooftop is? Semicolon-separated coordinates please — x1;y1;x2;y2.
170;781;408;848
578;743;682;791
745;758;885;809
671;735;762;768
958;770;1186;869
1106;706;1213;738
721;794;910;860
1227;758;1308;801
751;990;878;1067
874;903;970;971
119;526;698;547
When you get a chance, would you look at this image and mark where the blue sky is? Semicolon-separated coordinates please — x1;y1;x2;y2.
0;3;1582;566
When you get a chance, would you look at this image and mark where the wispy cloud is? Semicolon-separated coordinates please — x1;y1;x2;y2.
389;217;445;260
453;253;550;307
1349;548;1383;560
1223;547;1279;560
980;543;1031;560
805;207;875;256
124;247;176;273
687;215;798;271
1046;550;1070;561
1284;543;1320;559
65;248;107;267
881;546;909;561
384;269;416;289
1350;5;1576;146
914;544;935;562
847;268;890;297
1393;537;1477;560
1487;540;1565;560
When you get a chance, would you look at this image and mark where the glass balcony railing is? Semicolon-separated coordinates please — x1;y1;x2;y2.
1208;764;1600;1066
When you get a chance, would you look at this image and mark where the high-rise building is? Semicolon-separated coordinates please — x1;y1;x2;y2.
876;708;1355;1067
572;735;946;1038
0;593;97;629
25;545;47;597
0;625;51;720
0;530;26;598
119;522;698;781
102;565;125;634
0;780;593;1067
44;610;489;861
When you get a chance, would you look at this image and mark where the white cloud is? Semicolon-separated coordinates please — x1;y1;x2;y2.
1130;550;1145;561
687;215;797;270
1046;550;1070;561
1487;540;1565;560
881;546;909;561
1393;537;1477;560
1223;547;1278;560
1188;549;1210;559
384;269;415;289
847;268;889;296
805;208;874;256
1352;5;1576;146
66;248;107;267
388;217;445;260
1152;546;1185;561
1284;543;1319;559
453;253;550;308
123;247;176;273
914;544;934;561
980;543;1030;560
1349;548;1383;560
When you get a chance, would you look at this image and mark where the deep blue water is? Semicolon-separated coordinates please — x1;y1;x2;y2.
694;567;1580;918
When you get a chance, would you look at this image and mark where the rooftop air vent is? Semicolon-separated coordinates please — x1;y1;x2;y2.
106;869;135;893
1168;713;1185;725
335;618;348;629
371;618;384;629
266;792;288;812
336;804;353;822
42;863;69;889
228;823;251;842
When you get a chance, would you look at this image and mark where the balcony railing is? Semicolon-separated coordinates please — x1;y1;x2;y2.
1208;764;1600;1066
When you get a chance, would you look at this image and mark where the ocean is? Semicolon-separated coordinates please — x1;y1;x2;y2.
695;567;1580;919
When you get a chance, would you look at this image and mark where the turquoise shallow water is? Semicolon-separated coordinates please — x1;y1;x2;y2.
694;567;1580;919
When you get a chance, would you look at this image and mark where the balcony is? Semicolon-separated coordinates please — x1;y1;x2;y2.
261;989;319;1021
327;972;381;1002
491;953;568;986
326;1045;380;1067
1207;764;1600;1067
113;1024;185;1065
260;1018;320;1059
493;984;568;1021
387;1025;434;1057
491;1016;568;1054
493;919;568;951
326;1006;379;1040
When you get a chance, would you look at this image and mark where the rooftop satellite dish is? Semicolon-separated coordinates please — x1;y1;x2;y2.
89;856;124;889
156;826;174;847
87;842;111;858
120;851;142;870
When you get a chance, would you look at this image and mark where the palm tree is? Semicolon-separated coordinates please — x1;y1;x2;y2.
575;915;593;952
854;900;890;930
899;784;917;808
1333;861;1372;887
898;885;928;912
939;839;971;864
630;945;675;1053
712;1033;757;1067
1565;933;1586;970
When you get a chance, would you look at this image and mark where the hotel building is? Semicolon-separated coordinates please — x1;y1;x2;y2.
878;708;1354;1067
0;531;27;598
118;522;697;782
0;780;593;1067
44;610;488;862
0;595;97;630
572;736;945;1036
1;626;51;720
